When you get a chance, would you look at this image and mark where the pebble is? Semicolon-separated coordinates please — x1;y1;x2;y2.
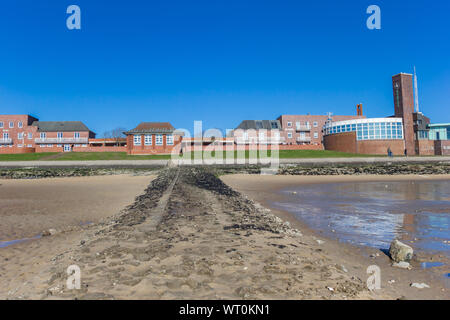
410;283;430;289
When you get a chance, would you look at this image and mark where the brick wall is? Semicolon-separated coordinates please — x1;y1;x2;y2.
0;146;35;154
415;140;435;156
126;134;182;155
324;132;405;155
323;132;357;153
434;140;450;156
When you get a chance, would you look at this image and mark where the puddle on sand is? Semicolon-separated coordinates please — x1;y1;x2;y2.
272;180;450;257
0;235;42;248
421;262;445;269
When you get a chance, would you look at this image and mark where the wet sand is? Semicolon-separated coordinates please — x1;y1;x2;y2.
222;174;450;300
0;175;154;242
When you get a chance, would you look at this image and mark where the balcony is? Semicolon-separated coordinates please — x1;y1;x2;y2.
296;136;311;142
296;125;311;132
0;138;13;144
35;138;89;144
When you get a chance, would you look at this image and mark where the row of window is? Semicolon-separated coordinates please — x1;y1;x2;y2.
324;122;404;141
287;121;319;128
134;134;173;146
0;121;24;129
1;132;82;139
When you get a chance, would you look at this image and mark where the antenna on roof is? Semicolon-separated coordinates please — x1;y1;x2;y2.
414;66;420;113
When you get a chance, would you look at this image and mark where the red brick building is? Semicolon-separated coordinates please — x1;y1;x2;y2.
0;115;96;154
124;122;182;155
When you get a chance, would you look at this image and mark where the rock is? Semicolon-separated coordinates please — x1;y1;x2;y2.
389;240;413;262
410;283;430;289
41;229;57;237
392;261;411;269
316;239;325;245
336;264;348;273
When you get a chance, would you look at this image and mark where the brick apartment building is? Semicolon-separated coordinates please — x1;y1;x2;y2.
233;114;365;150
0;115;96;154
124;122;182;155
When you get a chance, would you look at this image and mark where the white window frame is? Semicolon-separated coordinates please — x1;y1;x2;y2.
3;132;9;139
18;121;23;128
166;134;174;145
287;132;293;139
144;134;152;145
287;122;292;127
40;132;46;139
74;132;80;139
314;132;319;139
28;133;33;139
313;121;318;127
0;122;4;128
57;132;63;139
18;132;23;139
133;135;141;146
9;121;14;128
155;134;163;146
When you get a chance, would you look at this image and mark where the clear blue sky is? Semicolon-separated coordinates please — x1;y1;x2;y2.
0;0;449;135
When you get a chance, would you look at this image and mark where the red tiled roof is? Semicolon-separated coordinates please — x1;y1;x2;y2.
125;122;175;134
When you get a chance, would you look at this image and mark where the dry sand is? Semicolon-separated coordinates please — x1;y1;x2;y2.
222;174;450;300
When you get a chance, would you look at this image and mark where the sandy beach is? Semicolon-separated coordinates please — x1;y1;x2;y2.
0;169;448;300
0;175;154;241
222;174;450;300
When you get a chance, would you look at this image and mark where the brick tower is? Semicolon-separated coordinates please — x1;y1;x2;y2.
392;73;415;155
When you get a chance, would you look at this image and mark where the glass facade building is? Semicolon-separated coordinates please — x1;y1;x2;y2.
428;123;450;141
324;118;404;141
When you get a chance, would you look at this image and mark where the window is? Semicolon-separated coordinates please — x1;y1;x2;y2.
287;122;292;127
57;132;63;139
258;132;265;142
166;134;174;145
0;122;3;128
40;132;46;139
74;132;80;139
3;133;9;139
314;132;319;139
18;133;23;139
133;135;141;146
28;133;33;139
27;144;32;148
144;134;152;145
57;144;63;147
271;121;279;129
287;132;293;139
255;121;263;129
18;144;23;148
9;121;14;128
313;122;318;127
47;144;53;147
155;134;163;145
18;121;23;128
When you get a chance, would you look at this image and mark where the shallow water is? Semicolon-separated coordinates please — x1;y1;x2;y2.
0;235;41;248
272;180;450;256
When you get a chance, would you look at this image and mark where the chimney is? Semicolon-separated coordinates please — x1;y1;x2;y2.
357;104;363;116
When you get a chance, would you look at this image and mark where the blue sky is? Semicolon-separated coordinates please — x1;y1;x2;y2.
0;0;449;135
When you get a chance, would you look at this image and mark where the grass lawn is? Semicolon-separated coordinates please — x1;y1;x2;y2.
0;153;58;161
52;152;172;161
0;150;386;162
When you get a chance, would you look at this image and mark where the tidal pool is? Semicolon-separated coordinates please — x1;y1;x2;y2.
272;180;450;256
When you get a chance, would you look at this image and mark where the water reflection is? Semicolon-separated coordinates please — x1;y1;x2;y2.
272;180;450;255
